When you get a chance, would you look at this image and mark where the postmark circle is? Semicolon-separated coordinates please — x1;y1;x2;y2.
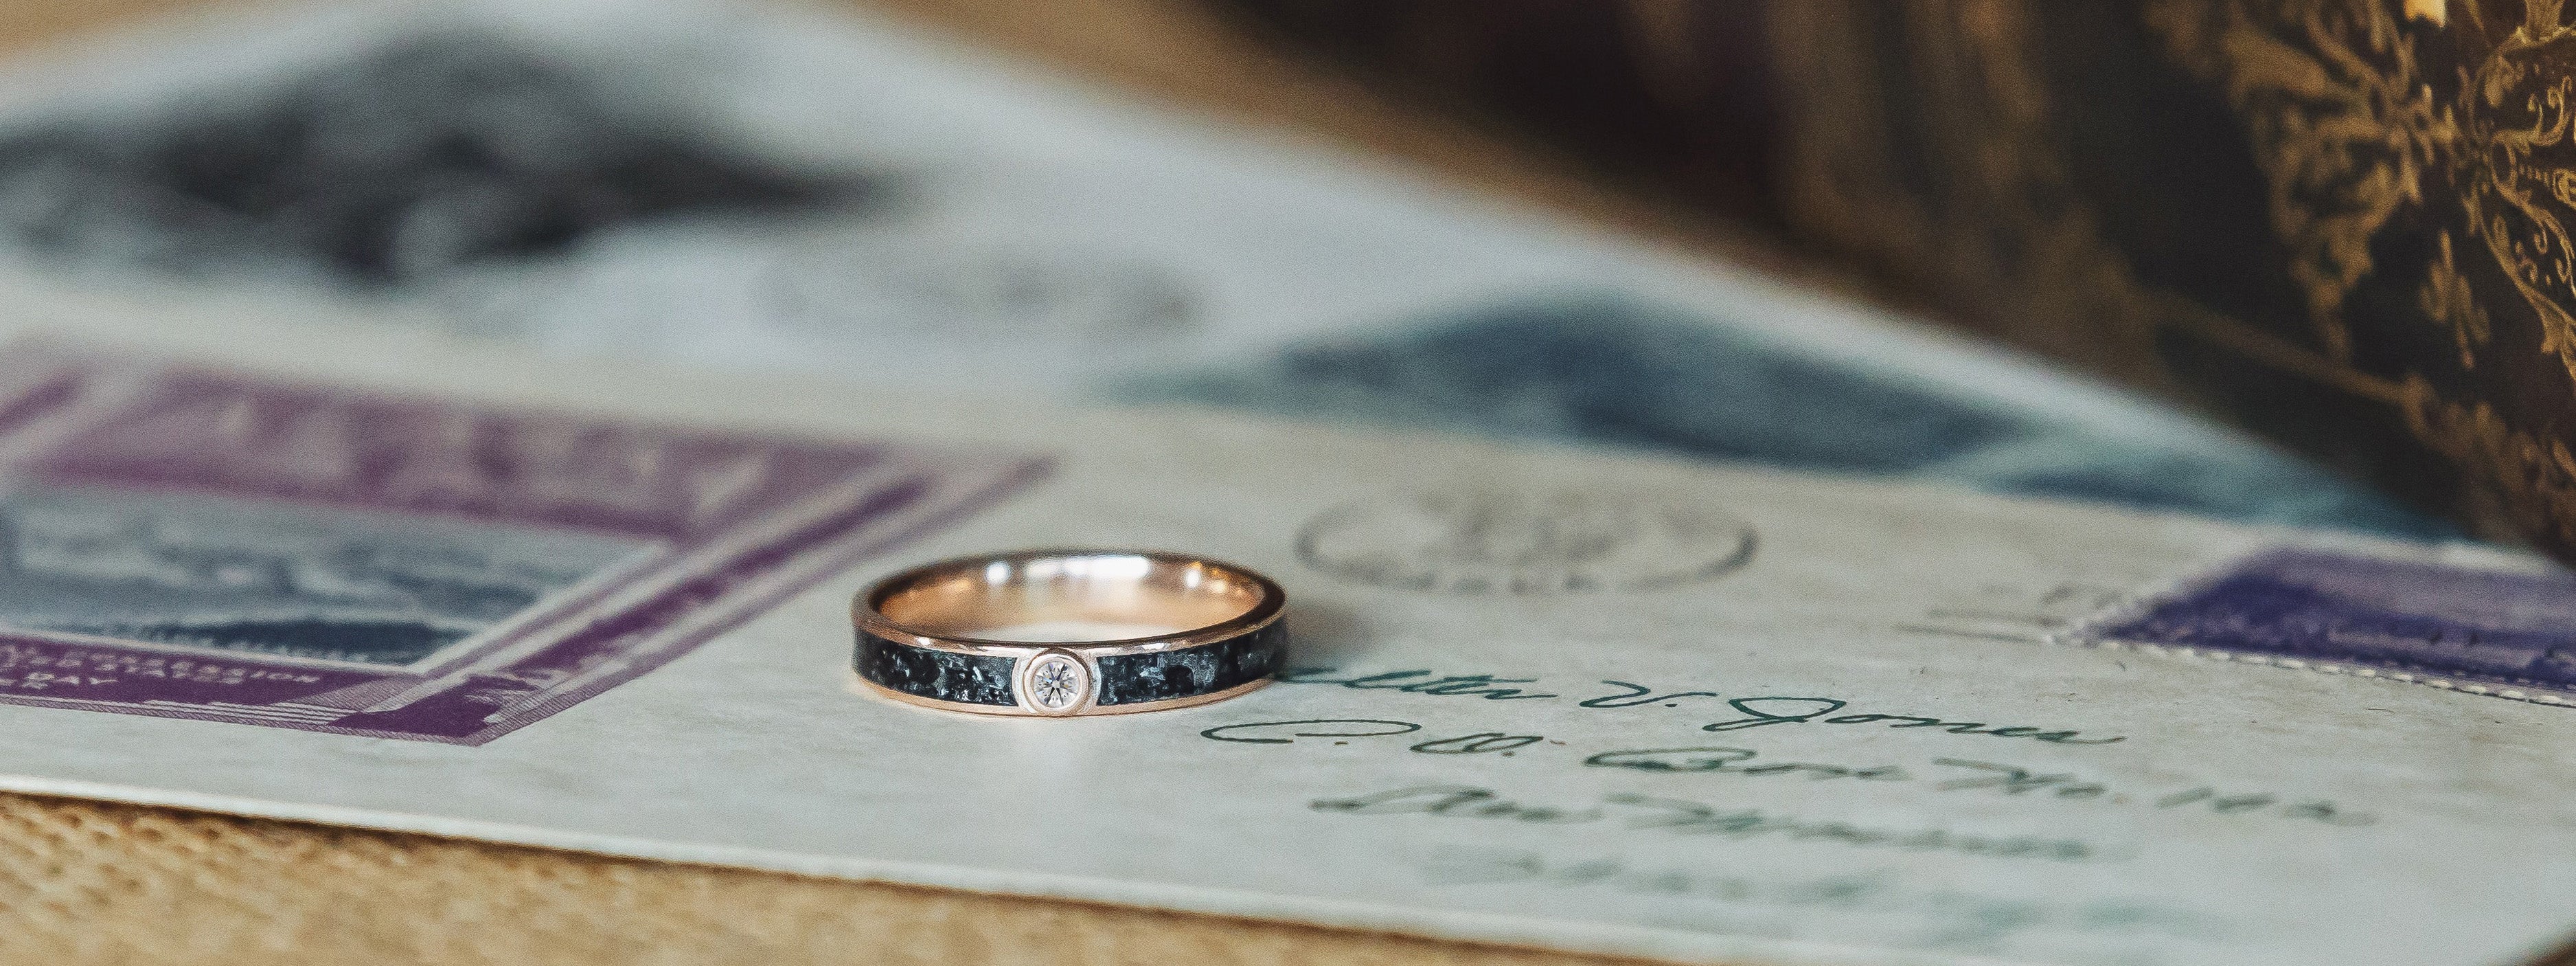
1296;487;1757;595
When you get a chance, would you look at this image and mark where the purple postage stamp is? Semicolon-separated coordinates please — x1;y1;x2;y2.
2090;547;2576;706
0;341;1045;743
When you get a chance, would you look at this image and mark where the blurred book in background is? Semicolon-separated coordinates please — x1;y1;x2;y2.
1218;0;2576;564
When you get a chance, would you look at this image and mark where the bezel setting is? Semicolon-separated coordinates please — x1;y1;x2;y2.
1016;649;1096;715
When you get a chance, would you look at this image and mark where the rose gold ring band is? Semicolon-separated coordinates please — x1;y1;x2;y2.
850;549;1286;717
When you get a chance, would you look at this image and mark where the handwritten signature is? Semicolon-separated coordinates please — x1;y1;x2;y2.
1278;667;2125;745
1205;720;2374;828
1415;846;2229;951
1310;785;2106;862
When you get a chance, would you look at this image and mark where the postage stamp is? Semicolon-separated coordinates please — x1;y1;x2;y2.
2087;547;2576;706
0;341;1045;743
1297;487;1756;596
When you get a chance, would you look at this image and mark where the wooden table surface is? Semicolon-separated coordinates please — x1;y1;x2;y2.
0;1;1775;963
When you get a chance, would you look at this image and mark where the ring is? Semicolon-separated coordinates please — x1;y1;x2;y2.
850;549;1287;716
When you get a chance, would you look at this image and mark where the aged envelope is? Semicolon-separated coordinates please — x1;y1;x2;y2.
0;0;2457;551
0;302;2567;966
0;0;1607;390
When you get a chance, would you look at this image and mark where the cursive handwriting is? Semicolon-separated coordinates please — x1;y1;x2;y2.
1200;719;1422;744
1584;746;1909;781
1578;679;1725;708
1417;846;2228;952
1311;785;2106;862
1202;720;2375;828
1700;697;2123;744
1276;668;1559;699
1279;666;2126;745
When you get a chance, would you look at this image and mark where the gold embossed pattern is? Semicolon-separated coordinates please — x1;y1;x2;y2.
2147;0;2576;546
1773;0;2576;559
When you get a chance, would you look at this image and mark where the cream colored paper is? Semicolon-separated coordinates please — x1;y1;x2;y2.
0;304;2565;966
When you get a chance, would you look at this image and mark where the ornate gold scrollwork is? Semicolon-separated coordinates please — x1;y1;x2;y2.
2402;374;2576;548
2152;0;2576;383
1775;0;2576;549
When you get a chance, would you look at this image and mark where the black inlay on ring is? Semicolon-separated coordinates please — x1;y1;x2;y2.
1095;620;1286;706
854;631;1015;706
852;619;1287;708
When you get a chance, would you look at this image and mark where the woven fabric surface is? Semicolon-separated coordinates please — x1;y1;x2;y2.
0;791;1658;965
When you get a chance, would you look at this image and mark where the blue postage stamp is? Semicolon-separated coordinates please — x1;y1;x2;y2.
2089;547;2576;706
1136;293;2455;541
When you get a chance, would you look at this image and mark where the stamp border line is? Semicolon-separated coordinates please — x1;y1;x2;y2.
0;344;1058;744
471;456;1053;745
2067;546;2576;708
353;460;937;716
0;456;1050;745
2064;635;2576;708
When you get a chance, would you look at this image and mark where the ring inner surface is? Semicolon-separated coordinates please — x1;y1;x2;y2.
875;553;1266;644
